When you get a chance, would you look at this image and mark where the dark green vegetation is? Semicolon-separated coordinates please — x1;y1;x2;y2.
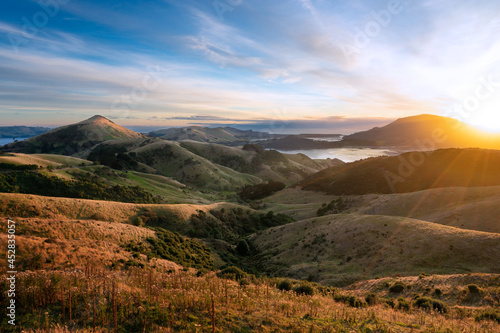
316;197;350;216
123;228;215;270
238;181;286;201
299;148;500;194
0;125;50;139
0;163;160;204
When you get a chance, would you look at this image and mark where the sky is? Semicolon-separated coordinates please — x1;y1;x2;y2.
1;0;500;134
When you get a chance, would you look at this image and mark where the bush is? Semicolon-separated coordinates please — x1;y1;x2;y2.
217;266;246;281
333;294;367;308
236;239;250;256
414;296;448;313
389;281;406;293
238;181;286;201
397;297;411;311
434;288;442;297
277;279;293;292
365;293;378;306
132;216;144;227
293;282;315;296
467;284;481;294
475;309;500;324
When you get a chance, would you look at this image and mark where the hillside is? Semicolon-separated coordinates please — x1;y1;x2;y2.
2;115;144;155
342;114;500;149
249;214;500;286
263;186;500;234
298;148;500;194
0;125;50;139
149;126;277;145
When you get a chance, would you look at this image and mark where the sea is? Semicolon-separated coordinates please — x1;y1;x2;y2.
0;137;28;146
278;147;399;163
277;136;399;162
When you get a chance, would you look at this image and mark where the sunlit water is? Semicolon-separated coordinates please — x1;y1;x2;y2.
279;147;399;163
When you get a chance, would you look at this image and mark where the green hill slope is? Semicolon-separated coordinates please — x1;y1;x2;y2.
249;214;500;286
299;148;500;194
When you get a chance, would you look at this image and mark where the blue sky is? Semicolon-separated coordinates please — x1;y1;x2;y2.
1;0;500;133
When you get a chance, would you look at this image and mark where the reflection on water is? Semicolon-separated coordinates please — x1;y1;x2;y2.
279;147;399;163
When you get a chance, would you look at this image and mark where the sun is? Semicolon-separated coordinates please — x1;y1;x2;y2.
463;97;500;133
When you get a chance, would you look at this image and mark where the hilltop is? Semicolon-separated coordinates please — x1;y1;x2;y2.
298;148;500;194
259;114;500;151
2;115;144;155
342;114;500;149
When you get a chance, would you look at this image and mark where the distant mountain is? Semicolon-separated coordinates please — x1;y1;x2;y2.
341;114;500;149
148;126;280;145
260;114;500;150
0;126;51;139
298;148;500;194
2;115;144;155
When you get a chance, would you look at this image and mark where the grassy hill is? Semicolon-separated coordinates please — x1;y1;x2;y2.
298;148;500;194
0;125;51;139
249;214;500;286
342;114;500;149
2;115;144;155
263;186;500;234
149;126;275;145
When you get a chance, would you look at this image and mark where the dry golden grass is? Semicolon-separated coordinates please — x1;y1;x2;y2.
8;269;500;332
250;214;500;286
264;186;500;234
0;193;232;222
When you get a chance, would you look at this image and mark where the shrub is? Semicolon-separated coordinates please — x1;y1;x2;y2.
293;282;315;296
434;288;442;297
397;297;411;311
414;296;448;313
365;293;378;306
389;281;406;293
467;284;481;294
277;279;293;292
217;266;246;281
475;309;500;324
333;294;367;308
236;239;250;256
132;216;144;227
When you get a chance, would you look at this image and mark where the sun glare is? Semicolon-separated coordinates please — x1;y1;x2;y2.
463;98;500;133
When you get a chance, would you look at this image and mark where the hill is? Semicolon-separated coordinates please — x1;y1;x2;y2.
149;126;278;145
342;114;500;149
249;214;500;286
262;186;500;234
0;126;50;139
2;115;144;155
298;148;500;194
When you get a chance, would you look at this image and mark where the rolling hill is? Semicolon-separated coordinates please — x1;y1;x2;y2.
249;214;500;286
298;148;500;194
0;126;51;139
1;115;144;155
149;126;278;145
262;186;500;234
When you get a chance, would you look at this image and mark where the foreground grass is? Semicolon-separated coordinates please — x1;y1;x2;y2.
2;269;500;333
